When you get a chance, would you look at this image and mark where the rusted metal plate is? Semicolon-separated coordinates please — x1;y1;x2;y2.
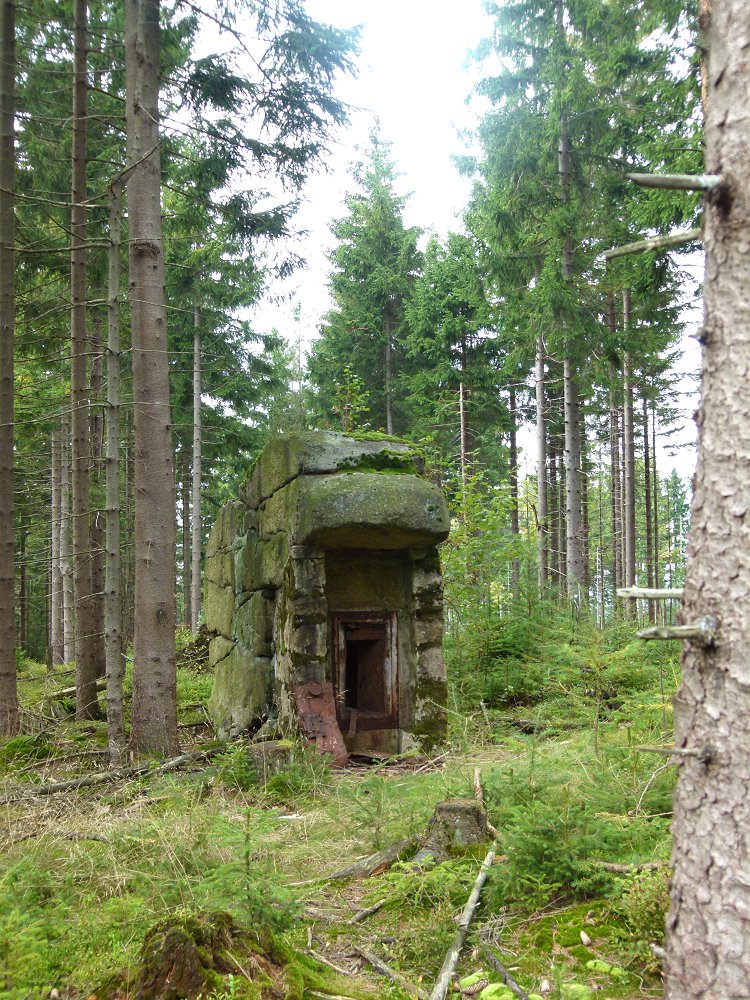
294;681;348;767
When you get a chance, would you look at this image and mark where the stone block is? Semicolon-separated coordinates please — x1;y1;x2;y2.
417;645;447;681
414;617;443;650
239;532;287;591
208;646;272;737
204;580;234;639
209;635;234;668
241;431;424;508
204;550;234;589
295;472;449;549
234;591;275;656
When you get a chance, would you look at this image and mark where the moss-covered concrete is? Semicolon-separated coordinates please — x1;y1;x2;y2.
204;581;234;639
295;472;449;549
234;591;274;656
208;645;272;737
242;430;422;507
206;431;450;749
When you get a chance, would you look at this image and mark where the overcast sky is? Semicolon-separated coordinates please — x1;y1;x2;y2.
248;0;494;342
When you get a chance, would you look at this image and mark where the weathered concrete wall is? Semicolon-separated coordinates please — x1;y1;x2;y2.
205;432;450;754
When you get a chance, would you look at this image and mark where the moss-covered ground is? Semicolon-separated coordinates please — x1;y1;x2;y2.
0;616;676;999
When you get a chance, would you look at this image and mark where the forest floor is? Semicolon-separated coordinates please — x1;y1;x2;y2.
0;629;676;1000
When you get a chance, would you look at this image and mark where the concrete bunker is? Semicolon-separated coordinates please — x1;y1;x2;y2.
204;431;450;764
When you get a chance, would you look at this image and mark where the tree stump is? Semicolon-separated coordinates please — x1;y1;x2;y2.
414;798;493;865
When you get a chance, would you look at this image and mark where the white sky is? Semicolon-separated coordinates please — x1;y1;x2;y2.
248;0;494;342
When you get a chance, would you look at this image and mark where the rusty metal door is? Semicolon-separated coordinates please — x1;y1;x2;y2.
332;612;398;733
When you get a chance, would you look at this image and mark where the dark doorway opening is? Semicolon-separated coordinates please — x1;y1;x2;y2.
333;612;398;732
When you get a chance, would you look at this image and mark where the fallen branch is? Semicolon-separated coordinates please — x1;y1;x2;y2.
428;843;497;1000
348;898;386;924
45;679;106;700
291;837;418;886
0;743;228;804
479;939;532;1000
352;945;429;1000
308;949;350;976
2;830;111;849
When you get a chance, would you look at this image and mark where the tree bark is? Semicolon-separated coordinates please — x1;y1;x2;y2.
535;335;548;592
105;180;124;757
51;429;64;666
509;386;520;594
642;395;655;623
182;451;191;630
126;0;178;755
60;415;75;663
664;4;750;994
622;293;636;610
71;0;98;719
0;0;17;734
563;358;584;599
89;321;105;677
190;299;201;633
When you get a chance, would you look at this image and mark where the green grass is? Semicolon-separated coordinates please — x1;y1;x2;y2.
0;615;679;999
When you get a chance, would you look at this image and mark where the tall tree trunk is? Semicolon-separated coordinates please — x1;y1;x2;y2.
651;404;660;595
642;395;655;623
622;293;636;609
0;0;17;733
182;452;191;630
458;380;468;492
60;416;75;663
581;436;590;598
536;335;549;592
563;358;584;599
509;385;520;595
51;429;64;666
123;416;135;648
664;5;750;992
126;0;178;755
549;441;559;586
190;299;201;634
105;180;124;758
18;526;26;654
71;0;98;718
558;107;584;599
89;322;105;677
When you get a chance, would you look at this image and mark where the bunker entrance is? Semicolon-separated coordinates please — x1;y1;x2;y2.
333;612;398;733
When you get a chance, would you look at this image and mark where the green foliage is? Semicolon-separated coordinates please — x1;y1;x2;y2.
0;733;52;767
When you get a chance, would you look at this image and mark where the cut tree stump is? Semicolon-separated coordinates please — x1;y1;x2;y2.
414;797;493;865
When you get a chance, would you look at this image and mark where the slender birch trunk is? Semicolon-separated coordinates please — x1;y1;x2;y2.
105;180;124;757
536;335;548;592
190;298;201;633
0;0;17;733
126;0;178;754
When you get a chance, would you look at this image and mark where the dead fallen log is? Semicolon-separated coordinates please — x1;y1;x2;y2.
352;945;429;1000
292;837;418;886
428;843;497;1000
0;743;228;804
